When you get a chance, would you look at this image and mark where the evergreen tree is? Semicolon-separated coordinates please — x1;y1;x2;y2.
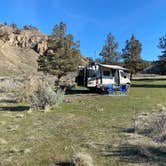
87;57;94;63
99;33;121;64
38;22;81;84
122;34;146;79
156;34;166;74
10;23;18;30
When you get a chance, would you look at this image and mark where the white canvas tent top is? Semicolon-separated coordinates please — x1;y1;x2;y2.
99;64;129;71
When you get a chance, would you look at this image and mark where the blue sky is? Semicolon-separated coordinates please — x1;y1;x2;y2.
0;0;166;61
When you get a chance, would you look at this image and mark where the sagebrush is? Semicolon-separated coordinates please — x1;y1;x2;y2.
133;105;166;143
29;84;64;110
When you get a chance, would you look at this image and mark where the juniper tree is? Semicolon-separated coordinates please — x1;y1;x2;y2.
156;34;166;74
122;34;146;79
99;33;121;64
38;22;81;85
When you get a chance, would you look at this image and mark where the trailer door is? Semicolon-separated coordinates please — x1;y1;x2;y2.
77;68;85;86
115;70;120;85
119;70;130;84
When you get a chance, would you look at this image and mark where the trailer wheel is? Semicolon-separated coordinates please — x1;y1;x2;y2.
88;87;96;93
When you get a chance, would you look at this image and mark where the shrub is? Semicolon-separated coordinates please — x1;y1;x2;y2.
133;105;166;143
150;111;166;143
16;76;45;102
29;83;64;110
23;25;38;30
2;75;64;110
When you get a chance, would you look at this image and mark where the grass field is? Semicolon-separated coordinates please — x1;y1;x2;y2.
0;79;166;166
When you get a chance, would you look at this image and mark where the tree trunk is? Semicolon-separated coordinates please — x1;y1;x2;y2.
130;72;133;81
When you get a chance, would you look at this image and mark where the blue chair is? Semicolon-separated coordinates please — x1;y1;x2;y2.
120;84;127;95
107;84;115;95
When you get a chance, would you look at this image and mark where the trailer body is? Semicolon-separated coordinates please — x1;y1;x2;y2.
76;62;131;91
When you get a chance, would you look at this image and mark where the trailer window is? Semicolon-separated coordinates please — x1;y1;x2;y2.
120;71;126;78
103;71;110;76
87;69;96;77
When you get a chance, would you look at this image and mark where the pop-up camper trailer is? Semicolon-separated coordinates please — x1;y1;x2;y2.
76;62;131;92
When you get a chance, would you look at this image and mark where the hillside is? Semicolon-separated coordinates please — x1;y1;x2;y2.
0;24;48;76
0;24;87;76
0;46;39;76
142;62;161;74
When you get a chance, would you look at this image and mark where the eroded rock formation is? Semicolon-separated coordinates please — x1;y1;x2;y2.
0;24;48;55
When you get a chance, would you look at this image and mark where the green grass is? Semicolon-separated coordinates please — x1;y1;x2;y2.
0;79;166;166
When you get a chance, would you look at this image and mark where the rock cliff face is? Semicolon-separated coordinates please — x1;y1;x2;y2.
0;24;88;77
0;24;48;76
0;25;48;55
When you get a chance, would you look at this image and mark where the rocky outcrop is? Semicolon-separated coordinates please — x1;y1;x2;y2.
36;40;47;55
0;25;47;55
0;24;88;77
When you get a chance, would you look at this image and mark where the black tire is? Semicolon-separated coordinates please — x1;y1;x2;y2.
88;87;96;92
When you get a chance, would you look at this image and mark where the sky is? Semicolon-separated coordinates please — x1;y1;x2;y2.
0;0;166;61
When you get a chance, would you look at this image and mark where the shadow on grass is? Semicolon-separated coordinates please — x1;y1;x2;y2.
133;78;166;82
0;106;30;112
132;77;166;88
131;84;166;88
102;126;166;165
113;126;152;136
102;144;166;166
0;99;17;103
65;89;96;95
112;125;135;133
55;162;74;166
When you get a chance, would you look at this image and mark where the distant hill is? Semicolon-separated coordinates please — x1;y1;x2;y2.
142;62;161;74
